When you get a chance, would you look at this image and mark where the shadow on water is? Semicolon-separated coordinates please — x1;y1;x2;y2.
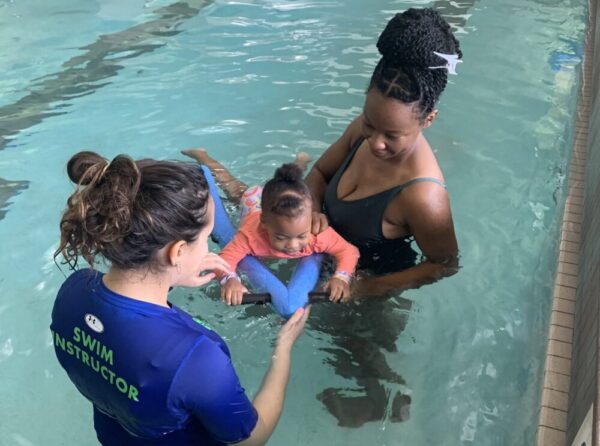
310;298;413;427
0;0;213;220
232;257;416;427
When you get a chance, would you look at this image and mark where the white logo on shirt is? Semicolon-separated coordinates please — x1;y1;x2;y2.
84;313;104;334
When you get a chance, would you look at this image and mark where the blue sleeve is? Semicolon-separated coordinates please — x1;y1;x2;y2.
168;338;258;444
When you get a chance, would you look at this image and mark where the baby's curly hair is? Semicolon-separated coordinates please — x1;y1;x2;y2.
261;163;312;219
369;8;462;121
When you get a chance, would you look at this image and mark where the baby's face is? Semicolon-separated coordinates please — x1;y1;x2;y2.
262;206;312;255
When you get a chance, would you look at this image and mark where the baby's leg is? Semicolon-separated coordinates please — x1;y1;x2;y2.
182;148;248;203
294;152;311;173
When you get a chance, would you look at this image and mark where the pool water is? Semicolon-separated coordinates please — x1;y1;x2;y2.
0;0;587;444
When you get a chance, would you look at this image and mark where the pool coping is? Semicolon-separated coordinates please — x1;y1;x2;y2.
535;0;597;445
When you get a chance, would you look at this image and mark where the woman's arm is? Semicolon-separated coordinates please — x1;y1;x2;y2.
352;186;459;297
305;117;362;213
235;307;310;446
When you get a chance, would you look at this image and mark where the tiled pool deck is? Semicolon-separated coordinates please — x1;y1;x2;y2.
536;0;598;444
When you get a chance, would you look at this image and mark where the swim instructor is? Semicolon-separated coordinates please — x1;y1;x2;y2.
51;151;309;445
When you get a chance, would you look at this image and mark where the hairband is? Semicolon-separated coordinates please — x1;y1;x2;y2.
429;51;462;75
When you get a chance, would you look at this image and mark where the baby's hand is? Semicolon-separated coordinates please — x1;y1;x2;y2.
323;277;351;303
221;277;248;306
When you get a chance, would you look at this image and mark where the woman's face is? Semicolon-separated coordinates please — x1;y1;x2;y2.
361;88;436;160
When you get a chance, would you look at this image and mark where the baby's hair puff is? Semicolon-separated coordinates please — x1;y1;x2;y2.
261;163;312;219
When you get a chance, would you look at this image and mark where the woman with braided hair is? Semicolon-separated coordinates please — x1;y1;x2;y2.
305;8;462;427
307;7;462;295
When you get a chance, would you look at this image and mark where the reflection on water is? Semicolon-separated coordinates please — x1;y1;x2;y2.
0;0;213;152
0;178;28;222
434;0;479;33
0;0;212;222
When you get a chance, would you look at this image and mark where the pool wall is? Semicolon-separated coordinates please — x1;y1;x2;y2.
536;0;599;444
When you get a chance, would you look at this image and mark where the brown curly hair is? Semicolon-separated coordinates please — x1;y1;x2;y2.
56;151;210;270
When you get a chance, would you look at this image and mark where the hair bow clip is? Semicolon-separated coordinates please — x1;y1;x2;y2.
428;51;462;75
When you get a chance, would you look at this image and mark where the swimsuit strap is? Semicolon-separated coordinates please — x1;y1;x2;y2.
336;135;365;175
395;177;447;191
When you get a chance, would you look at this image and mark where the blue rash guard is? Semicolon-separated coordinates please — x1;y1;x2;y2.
50;269;258;445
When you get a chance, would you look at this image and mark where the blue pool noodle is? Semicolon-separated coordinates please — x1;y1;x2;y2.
201;165;323;317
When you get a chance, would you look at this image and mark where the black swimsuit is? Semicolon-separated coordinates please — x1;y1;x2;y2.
323;136;446;274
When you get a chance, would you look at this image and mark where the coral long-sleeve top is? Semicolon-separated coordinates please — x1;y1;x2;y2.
219;211;359;276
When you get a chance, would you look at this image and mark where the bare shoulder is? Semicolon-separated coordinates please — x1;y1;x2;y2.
398;181;457;261
401;181;453;227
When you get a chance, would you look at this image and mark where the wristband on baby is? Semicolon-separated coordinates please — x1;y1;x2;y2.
333;271;352;284
220;272;240;286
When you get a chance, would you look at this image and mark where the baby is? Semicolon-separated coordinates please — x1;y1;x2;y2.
182;148;359;305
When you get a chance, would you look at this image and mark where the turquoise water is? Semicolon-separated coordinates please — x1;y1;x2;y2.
0;0;588;445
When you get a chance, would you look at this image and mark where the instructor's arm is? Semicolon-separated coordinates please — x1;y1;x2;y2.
236;307;310;446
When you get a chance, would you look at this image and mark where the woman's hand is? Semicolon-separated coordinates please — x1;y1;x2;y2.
181;253;230;288
275;306;310;351
310;211;329;235
221;277;248;306
323;277;351;303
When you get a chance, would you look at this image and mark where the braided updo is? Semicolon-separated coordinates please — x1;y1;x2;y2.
369;8;462;121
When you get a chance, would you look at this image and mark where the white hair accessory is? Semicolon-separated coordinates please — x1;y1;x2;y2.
428;51;462;75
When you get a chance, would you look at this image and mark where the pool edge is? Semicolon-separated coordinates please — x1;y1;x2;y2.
536;0;598;445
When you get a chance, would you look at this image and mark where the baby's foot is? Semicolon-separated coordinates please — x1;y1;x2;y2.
181;148;210;163
294;151;311;171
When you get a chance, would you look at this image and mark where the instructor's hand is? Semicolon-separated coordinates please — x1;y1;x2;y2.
276;306;310;351
185;253;231;288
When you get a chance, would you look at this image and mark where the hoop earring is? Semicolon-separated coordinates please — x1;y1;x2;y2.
175;262;181;274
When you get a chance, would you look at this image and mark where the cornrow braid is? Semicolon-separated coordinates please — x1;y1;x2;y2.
369;8;462;121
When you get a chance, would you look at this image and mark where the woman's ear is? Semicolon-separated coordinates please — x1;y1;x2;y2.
167;240;187;267
422;110;438;129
